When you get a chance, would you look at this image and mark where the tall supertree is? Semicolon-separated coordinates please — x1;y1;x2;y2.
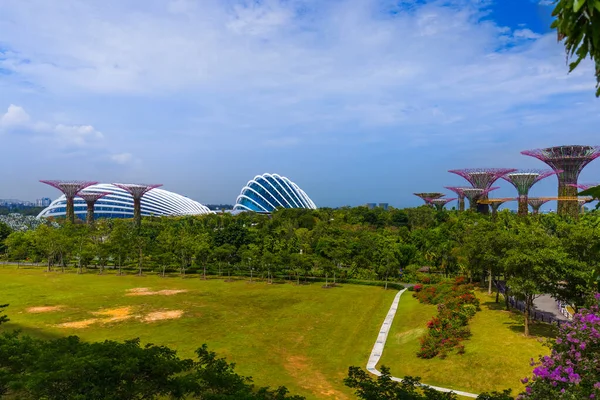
448;168;516;213
502;170;560;216
427;198;457;211
444;186;469;212
528;198;551;215
77;191;110;225
112;183;162;227
462;187;499;211
521;145;600;216
413;192;445;205
40;180;98;223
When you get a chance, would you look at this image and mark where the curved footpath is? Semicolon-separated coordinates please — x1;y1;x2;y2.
366;289;478;399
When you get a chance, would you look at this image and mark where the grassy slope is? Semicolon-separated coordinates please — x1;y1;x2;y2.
378;290;552;395
0;267;397;400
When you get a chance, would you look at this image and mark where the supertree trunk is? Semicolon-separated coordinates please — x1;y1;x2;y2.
86;202;95;225
458;197;465;212
133;197;142;227
518;195;528;216
66;196;75;224
558;184;578;217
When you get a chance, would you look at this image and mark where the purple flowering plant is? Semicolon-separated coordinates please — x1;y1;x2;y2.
519;294;600;399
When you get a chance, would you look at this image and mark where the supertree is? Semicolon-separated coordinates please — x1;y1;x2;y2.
478;198;516;220
77;191;110;225
112;183;162;227
527;198;551;215
521;145;600;216
448;168;516;213
577;196;594;214
413;192;445;205
444;186;469;212
40;180;98;223
502;170;560;216
427;197;457;211
462;187;499;211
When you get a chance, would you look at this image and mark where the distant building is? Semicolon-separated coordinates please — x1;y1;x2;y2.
233;173;316;213
365;203;388;210
36;197;52;207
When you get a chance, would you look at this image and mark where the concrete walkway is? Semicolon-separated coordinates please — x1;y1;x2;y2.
366;289;479;399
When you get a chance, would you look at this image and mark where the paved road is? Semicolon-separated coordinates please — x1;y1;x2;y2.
533;294;568;321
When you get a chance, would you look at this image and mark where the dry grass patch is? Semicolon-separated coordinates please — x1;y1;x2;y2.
143;310;184;322
57;318;99;329
283;354;348;399
92;306;135;323
26;306;64;313
125;288;188;296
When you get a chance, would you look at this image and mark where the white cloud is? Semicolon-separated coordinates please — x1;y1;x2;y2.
0;104;103;148
110;152;133;164
0;105;31;128
0;0;595;151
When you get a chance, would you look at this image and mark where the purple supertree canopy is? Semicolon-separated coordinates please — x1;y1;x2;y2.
428;198;457;206
40;180;99;197
568;183;600;191
527;197;551;208
112;183;163;199
448;168;517;189
77;191;110;203
461;186;499;202
444;186;469;198
502;170;560;196
413;192;445;201
521;145;600;184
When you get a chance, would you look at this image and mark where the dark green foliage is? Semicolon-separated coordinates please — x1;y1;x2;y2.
476;389;514;400
0;304;8;326
0;332;304;400
552;0;600;96
344;366;458;399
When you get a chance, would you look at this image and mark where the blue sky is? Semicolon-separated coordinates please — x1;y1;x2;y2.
1;0;599;211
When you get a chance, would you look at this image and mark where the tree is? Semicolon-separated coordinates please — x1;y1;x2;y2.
0;221;12;254
107;219;134;275
552;0;600;96
501;225;563;336
344;366;457;399
376;237;399;289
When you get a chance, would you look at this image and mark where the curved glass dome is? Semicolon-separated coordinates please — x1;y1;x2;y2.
234;173;316;212
38;183;213;220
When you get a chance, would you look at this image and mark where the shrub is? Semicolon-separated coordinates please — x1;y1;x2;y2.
413;284;423;292
414;278;479;359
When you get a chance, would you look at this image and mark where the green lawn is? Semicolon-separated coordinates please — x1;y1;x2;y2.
378;290;553;396
0;266;398;400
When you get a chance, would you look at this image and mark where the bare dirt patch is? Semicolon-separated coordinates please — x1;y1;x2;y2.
57;318;99;329
92;306;134;323
27;306;64;313
283;354;348;399
143;310;184;322
125;288;188;296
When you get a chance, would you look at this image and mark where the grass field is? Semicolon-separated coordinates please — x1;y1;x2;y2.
378;290;553;395
0;266;399;399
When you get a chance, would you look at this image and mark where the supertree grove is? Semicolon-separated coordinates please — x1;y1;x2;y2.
448;168;516;213
40;180;98;224
427;197;457;211
77;191;110;225
502;170;560;216
413;193;444;205
112;183;163;227
522;145;600;217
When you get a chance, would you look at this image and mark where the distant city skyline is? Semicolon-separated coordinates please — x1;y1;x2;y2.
1;0;599;212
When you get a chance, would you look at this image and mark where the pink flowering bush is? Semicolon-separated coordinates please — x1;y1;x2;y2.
519;294;600;399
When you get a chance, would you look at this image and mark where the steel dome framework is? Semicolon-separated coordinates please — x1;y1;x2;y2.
234;173;316;213
38;184;213;221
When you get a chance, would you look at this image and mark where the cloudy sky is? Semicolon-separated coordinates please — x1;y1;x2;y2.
1;0;599;209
